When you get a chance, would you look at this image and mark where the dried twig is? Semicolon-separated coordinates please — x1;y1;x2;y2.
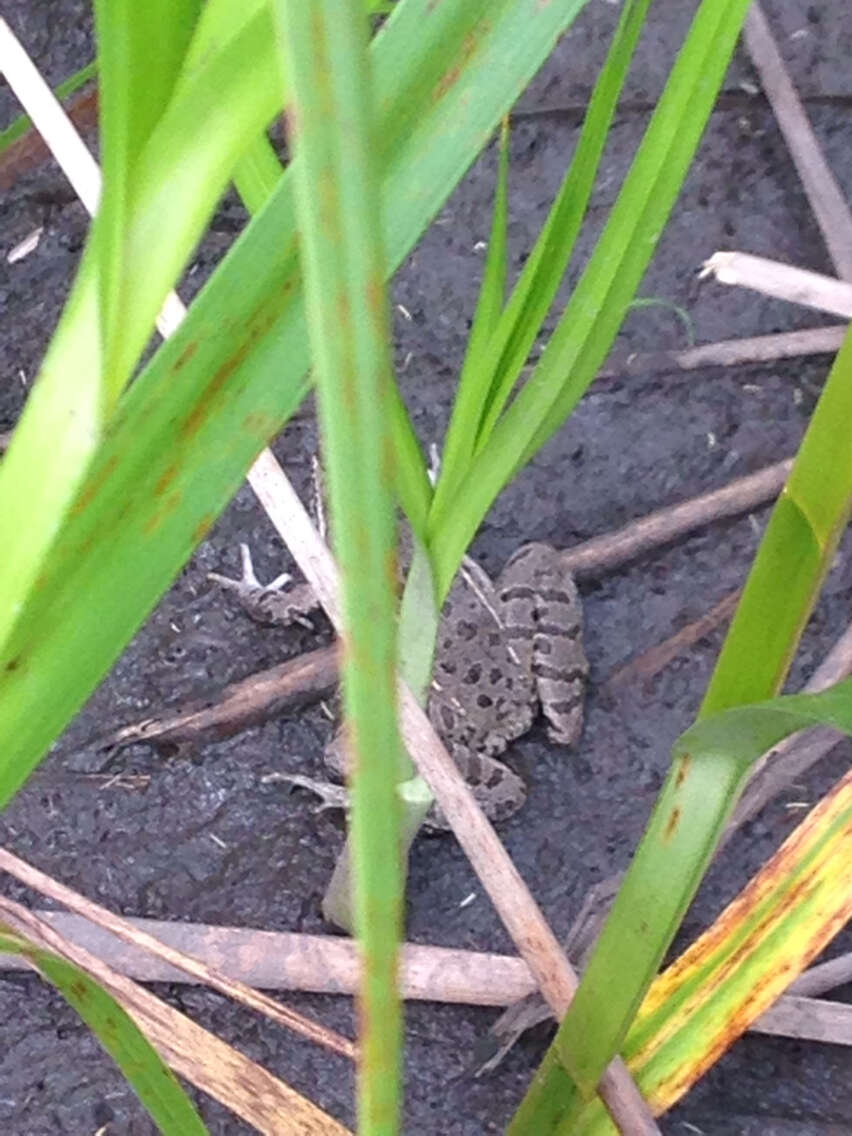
790;949;852;999
606;588;740;688
0;84;98;191
0;908;537;1004
85;644;338;758
561;458;791;579
0;848;355;1061
743;3;852;281
0;903;849;1014
0;895;350;1135
4;906;852;1055
751;994;852;1047
701;251;852;319
600;324;845;379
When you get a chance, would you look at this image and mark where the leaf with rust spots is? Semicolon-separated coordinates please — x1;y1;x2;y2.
171;339;198;372
69;455;120;517
662;806;681;843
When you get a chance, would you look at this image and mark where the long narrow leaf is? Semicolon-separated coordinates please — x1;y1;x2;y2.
0;7;283;655
511;674;852;1132
93;0;201;371
275;3;403;1129
0;928;208;1135
437;117;510;489
429;0;752;599
433;0;652;520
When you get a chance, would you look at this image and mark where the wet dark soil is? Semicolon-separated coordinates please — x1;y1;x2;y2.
2;2;852;1132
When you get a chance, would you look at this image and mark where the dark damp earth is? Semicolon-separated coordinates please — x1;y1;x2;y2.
1;3;851;1132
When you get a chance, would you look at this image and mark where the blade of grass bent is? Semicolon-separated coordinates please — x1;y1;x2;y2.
0;0;586;809
275;3;403;1129
0;927;208;1135
432;0;653;526
430;0;752;599
551;324;852;1097
514;322;852;1125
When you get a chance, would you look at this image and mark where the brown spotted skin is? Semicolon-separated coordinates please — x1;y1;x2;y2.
495;542;588;748
219;534;587;829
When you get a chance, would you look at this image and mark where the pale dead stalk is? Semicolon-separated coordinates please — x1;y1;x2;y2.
701;252;852;319
2;905;850;1052
602;324;845;379
1;908;536;1003
561;458;791;579
0;896;350;1135
0;847;355;1059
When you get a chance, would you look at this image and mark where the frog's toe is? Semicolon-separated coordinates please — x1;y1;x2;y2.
274;773;350;814
208;542;291;596
209;543;318;627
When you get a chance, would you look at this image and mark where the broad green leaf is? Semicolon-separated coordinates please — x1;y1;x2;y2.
0;5;283;655
429;0;752;599
0;0;589;806
274;2;404;1128
0;928;208;1135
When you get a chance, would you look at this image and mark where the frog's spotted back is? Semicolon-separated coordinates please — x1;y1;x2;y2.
496;542;588;748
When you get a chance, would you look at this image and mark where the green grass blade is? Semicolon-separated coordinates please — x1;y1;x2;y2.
227;128;433;538
93;0;201;383
232;135;284;212
0;0;584;806
511;689;852;1133
431;0;652;527
429;0;751;599
0;60;96;153
437;116;510;487
513;323;852;1124
0;929;208;1135
274;3;403;1129
471;0;655;451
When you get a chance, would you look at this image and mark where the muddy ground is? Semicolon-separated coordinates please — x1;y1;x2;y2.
2;1;852;1132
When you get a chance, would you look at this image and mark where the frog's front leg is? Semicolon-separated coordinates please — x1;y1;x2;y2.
323;727;527;831
209;543;320;628
496;542;588;747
